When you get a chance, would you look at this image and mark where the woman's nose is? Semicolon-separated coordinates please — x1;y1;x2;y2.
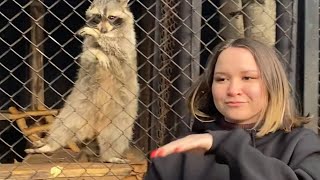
226;80;242;96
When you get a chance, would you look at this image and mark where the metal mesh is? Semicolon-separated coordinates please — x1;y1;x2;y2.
0;0;311;178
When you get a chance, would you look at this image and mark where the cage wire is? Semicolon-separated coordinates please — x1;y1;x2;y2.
0;0;313;179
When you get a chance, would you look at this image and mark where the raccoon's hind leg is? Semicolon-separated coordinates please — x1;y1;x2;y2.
97;124;132;164
77;139;100;162
25;108;95;154
25;123;73;154
26;122;95;154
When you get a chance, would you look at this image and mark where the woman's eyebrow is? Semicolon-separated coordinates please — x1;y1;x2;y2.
241;70;259;73
214;71;224;74
214;70;258;74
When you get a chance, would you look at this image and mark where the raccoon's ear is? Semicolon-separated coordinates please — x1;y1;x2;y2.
117;0;129;7
86;6;99;17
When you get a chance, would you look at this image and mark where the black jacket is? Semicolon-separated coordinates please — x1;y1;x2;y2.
145;121;320;180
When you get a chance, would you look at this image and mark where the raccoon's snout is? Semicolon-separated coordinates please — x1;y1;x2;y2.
98;22;113;33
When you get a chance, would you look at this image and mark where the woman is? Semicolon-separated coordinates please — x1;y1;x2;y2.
144;38;320;180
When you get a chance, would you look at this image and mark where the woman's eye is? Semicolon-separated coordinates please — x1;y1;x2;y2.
215;77;226;82
243;76;255;80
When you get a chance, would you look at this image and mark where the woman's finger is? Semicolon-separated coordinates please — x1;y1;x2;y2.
150;133;213;158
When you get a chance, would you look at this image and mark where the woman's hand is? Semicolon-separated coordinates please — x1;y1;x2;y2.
150;133;213;158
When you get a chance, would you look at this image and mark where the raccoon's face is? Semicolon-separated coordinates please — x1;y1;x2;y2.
85;0;133;34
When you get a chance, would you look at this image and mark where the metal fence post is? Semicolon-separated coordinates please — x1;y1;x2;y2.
303;0;319;133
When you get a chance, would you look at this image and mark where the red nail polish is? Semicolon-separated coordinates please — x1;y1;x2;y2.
150;149;158;158
157;149;165;157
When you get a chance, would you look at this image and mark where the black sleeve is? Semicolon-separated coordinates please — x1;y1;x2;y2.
207;128;320;180
144;153;183;180
144;161;161;180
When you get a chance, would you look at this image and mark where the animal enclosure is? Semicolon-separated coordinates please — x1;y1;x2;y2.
0;0;318;179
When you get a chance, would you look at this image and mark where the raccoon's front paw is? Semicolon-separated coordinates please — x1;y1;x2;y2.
82;48;111;69
77;27;100;38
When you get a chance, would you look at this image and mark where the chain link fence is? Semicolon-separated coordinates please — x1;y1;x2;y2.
0;0;316;179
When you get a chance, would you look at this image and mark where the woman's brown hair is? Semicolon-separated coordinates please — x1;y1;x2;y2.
188;38;309;137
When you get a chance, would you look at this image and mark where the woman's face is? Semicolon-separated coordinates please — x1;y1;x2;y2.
212;47;268;124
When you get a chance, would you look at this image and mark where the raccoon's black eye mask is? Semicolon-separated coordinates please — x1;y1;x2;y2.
87;14;123;27
87;14;102;27
107;16;123;27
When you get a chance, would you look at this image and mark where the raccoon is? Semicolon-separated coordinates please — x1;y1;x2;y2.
25;0;139;164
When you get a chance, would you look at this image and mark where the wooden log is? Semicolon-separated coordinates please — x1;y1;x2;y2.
24;124;51;136
38;106;55;123
242;0;276;45
8;107;41;142
1;108;59;120
220;0;245;39
29;0;45;110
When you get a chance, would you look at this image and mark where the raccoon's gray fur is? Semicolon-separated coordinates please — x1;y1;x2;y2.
25;0;138;163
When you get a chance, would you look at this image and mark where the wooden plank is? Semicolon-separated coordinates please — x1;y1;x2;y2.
0;147;147;179
23;146;147;163
0;161;147;179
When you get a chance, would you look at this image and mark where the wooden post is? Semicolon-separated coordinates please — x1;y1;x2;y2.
243;0;276;45
220;0;245;39
29;0;45;110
